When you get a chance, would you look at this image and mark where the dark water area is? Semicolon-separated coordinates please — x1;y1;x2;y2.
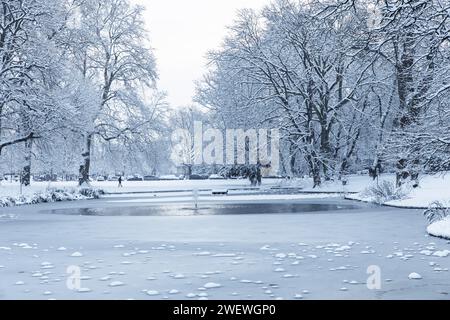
42;203;358;216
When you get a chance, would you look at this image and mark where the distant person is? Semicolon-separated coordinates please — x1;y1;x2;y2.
118;176;123;188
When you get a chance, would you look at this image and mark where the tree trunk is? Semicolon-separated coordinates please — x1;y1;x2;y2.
306;152;322;188
289;143;298;177
319;117;332;181
22;139;33;186
312;166;322;188
79;134;93;186
184;164;192;180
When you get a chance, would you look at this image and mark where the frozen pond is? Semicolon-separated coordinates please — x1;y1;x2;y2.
1;195;449;300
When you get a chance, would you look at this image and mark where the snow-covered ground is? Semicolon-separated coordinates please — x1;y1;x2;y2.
1;195;450;300
344;174;450;209
0;179;262;197
288;174;450;209
0;179;283;200
2;173;449;209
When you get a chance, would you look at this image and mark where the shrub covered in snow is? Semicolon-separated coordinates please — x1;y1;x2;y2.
361;181;409;204
0;197;16;207
0;187;103;208
424;201;449;224
79;187;104;199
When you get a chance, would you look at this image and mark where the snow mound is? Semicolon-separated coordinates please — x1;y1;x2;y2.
408;273;423;280
146;290;159;296
204;282;222;289
427;217;450;240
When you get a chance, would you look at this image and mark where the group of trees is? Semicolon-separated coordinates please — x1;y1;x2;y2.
0;0;168;185
197;0;450;187
3;0;450;188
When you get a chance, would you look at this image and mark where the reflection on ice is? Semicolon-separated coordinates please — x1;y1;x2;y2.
42;203;358;217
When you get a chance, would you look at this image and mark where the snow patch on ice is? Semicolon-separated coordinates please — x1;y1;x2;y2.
204;282;222;289
408;272;423;280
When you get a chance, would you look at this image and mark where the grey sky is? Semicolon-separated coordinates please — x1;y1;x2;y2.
134;0;267;108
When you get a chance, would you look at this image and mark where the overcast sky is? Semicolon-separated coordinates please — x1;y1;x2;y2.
134;0;268;108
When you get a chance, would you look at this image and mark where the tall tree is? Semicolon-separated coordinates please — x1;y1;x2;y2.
72;0;159;185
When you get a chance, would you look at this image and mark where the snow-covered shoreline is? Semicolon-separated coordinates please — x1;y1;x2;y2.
427;218;450;240
0;188;102;208
335;174;450;240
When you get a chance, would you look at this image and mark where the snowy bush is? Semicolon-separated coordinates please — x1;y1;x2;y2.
424;201;450;224
0;188;104;208
362;181;409;204
0;197;16;207
79;188;104;199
